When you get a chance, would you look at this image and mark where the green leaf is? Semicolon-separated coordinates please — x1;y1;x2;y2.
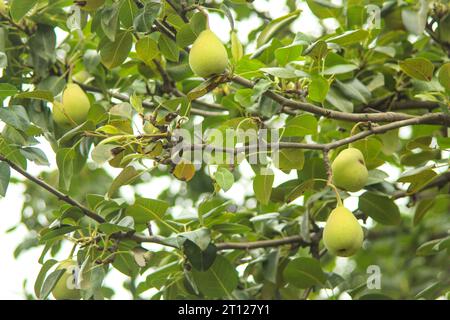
275;44;303;66
413;199;435;226
260;67;298;79
257;10;301;47
358;192;401;225
437;62;450;91
191;255;238;298
20;147;50;166
184;240;217;272
15;90;54;102
0;83;18;99
231;30;244;63
126;197;173;227
34;259;58;299
112;252;139;277
327;29;369;46
133;0;161;33
306;0;341;19
284;114;318;137
308;75;329;102
274;148;305;171
101;4;120;42
0;136;27;170
398;168;437;194
0;106;30;131
99;217;135;235
108;166;141;198
215;167;234;192
40;269;65;300
119;0;139;29
0;161;10;197
304;40;328;61
40;225;80;243
159;34;179;62
399;57;434;81
56;148;76;191
283;257;326;288
10;0;37;22
212;223;252;234
136;36;159;65
253;171;274;205
100;31;133;69
325;87;353;113
91;144;116;164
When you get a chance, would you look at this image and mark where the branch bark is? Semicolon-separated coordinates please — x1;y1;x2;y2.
0;155;106;224
231;75;449;124
181;112;449;154
76;82;225;117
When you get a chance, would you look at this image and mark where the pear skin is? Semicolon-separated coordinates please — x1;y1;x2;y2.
52;101;72;128
52;260;81;300
323;206;364;257
331;147;368;192
189;29;228;78
53;84;91;127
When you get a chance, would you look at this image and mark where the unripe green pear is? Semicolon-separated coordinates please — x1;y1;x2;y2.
76;0;105;11
53;84;91;127
323;206;363;257
52;260;81;300
189;29;228;78
331;147;368;192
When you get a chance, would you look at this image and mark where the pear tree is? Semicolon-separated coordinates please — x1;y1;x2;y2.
0;0;449;300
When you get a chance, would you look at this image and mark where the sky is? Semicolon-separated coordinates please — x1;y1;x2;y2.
0;0;401;300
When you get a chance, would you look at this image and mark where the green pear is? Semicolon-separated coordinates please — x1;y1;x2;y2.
323;206;364;257
76;0;105;11
52;260;81;300
189;29;228;78
331;147;368;192
53;84;91;127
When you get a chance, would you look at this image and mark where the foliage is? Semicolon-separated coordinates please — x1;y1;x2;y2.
0;0;449;300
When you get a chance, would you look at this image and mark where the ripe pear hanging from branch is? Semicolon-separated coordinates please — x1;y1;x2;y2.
331;148;368;192
189;23;228;78
53;84;91;127
52;260;81;300
323;205;364;257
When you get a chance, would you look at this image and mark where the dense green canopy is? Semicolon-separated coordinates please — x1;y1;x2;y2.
0;0;449;300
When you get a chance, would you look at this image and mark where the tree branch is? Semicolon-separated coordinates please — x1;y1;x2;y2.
76;82;225;117
182;112;449;154
215;235;309;250
231;75;448;124
0;155;106;224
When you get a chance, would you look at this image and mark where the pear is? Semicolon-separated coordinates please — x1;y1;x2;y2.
52;260;81;300
173;161;196;182
76;0;105;11
323;206;364;257
189;29;228;78
53;84;91;127
331;147;368;192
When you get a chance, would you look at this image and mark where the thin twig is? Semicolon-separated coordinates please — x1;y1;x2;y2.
0;155;105;223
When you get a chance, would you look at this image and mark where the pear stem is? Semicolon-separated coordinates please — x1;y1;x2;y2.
350;122;368;137
196;5;210;29
328;183;343;207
